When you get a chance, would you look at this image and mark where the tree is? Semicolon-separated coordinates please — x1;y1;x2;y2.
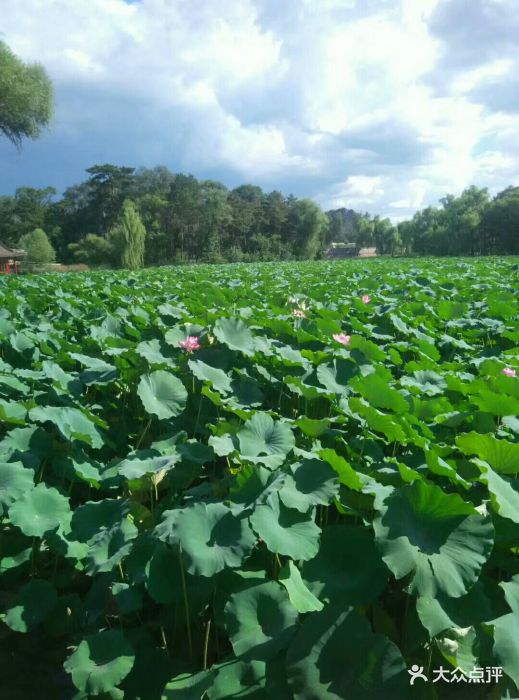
440;186;489;255
0;187;56;246
109;200;146;270
480;187;519;255
168;175;203;261
18;228;56;266
85;165;136;234
199;181;232;263
288;199;329;259
0;41;53;147
67;234;115;266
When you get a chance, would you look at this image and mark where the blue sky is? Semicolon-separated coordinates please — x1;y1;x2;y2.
1;0;518;219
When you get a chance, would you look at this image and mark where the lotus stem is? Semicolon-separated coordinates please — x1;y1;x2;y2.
179;545;193;660
203;618;211;670
136;416;152;449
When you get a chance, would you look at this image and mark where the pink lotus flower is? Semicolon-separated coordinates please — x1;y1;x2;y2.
502;367;517;378
293;309;306;318
362;294;371;304
178;336;200;353
333;333;351;346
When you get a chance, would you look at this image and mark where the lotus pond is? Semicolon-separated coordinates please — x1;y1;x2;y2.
0;257;518;699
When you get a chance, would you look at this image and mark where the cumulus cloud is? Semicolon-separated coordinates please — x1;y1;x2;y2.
0;0;518;219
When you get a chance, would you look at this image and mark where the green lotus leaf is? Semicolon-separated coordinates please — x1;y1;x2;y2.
0;461;34;515
287;606;409;700
40;361;77;394
55;448;105;488
29;405;104;448
64;629;135;695
319;449;362;491
119;646;174;700
400;370;447;396
475;460;519;523
154;502;256;576
456;432;519;474
373;480;494;598
3;578;57;633
229;378;264;408
0;399;27;425
489;576;519;689
162;669;214;699
224;580;298;661
85;518;138;574
502;575;519;615
473;390;519;417
250;493;320;561
316;359;357;395
137;370;187;420
70;352;119;385
348;335;386;361
237;413;295;468
71;499;131;542
209;434;235;457
295;417;330;438
9;483;70;537
207;659;266;700
0;373;30;394
416;581;493;637
279;459;339;513
279;560;323;613
145;542;183;604
9;331;35;355
302;524;388;606
213;317;255;356
347;398;408;443
111;582;143;614
352;373;408;413
117;452;181;480
0;425;52;468
188;358;232;395
135;339;174;365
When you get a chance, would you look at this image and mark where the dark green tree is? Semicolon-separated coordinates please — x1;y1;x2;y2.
67;234;115;266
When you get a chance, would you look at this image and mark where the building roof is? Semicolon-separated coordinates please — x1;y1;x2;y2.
0;242;26;259
326;243;377;259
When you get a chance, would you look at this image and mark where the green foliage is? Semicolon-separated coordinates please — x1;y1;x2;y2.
109;199;147;270
0;41;53;147
68;233;115;266
0;257;517;698
18;227;56;266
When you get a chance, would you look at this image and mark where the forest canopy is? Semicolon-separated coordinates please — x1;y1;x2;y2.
0;165;517;267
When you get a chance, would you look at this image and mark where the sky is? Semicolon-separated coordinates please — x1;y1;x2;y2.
1;0;518;219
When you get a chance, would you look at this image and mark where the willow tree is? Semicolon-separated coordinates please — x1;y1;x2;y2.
109;200;147;270
0;41;53;147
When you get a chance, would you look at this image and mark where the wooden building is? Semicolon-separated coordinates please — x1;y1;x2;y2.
326;243;377;260
0;242;26;274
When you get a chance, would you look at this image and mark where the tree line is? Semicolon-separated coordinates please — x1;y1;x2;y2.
1;167;517;268
0;165;329;268
329;185;519;257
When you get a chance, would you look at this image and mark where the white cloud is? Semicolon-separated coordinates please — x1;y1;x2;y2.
1;0;518;217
